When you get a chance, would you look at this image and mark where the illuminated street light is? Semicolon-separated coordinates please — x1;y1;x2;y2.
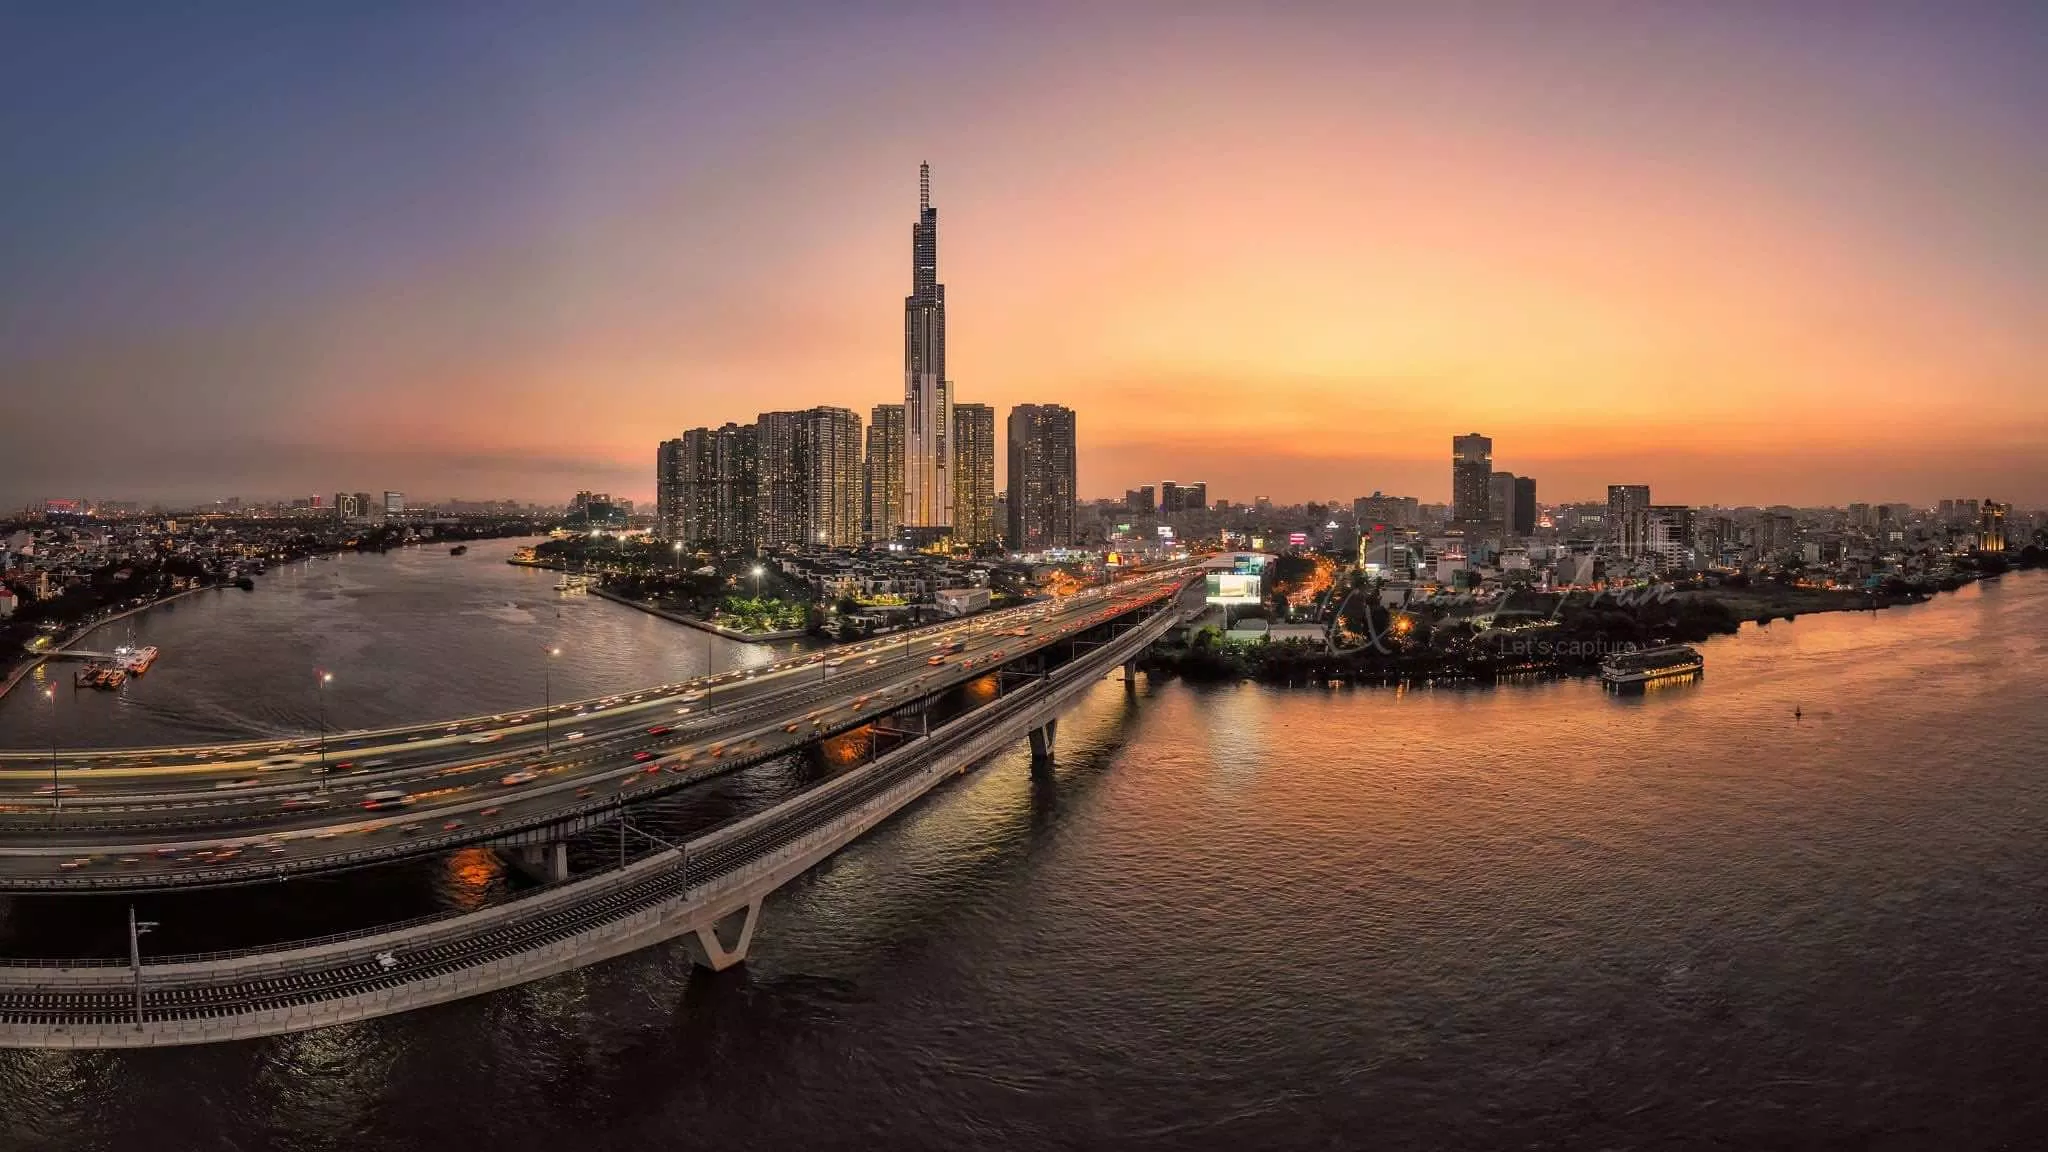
42;685;59;817
316;670;334;789
544;645;562;757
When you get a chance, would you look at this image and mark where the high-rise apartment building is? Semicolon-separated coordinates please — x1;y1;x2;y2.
1006;404;1077;551
805;406;863;548
756;411;808;548
656;439;688;540
901;163;952;537
1606;484;1651;557
1513;476;1537;537
383;491;405;517
863;404;905;544
1452;434;1492;522
1183;482;1207;514
950;402;997;546
1125;486;1157;516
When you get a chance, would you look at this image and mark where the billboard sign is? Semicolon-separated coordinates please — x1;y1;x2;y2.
1205;572;1263;605
1287;532;1309;548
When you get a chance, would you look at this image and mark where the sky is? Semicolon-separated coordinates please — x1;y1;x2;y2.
2;0;2043;510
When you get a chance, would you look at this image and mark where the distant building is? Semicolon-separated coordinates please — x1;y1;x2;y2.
1125;485;1157;516
950;402;997;546
1452;433;1492;522
1006;404;1077;550
1606;484;1651;557
383;491;405;516
864;404;905;544
1646;505;1696;571
1489;471;1516;533
667;424;759;549
1979;500;2009;552
656;439;688;539
1513;476;1537;538
756;411;808;548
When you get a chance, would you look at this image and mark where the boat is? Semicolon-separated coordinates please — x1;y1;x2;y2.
89;665;127;690
114;645;159;674
75;663;104;688
1600;644;1704;689
449;545;469;556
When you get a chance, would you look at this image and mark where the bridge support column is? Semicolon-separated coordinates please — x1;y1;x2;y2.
1027;720;1058;765
687;899;761;972
507;841;569;884
1123;658;1139;692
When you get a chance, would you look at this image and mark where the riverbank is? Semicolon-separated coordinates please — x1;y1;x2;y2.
588;587;807;642
0;584;221;703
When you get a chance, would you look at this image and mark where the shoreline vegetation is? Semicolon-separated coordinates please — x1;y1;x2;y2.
1142;548;2045;688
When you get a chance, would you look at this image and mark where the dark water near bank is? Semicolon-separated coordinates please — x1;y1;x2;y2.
2;561;2045;1150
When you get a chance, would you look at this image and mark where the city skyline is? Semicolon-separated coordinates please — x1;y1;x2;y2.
3;3;2044;510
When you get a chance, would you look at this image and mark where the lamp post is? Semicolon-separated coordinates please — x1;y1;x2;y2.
751;564;764;600
544;646;561;758
316;671;333;787
672;541;683;573
128;905;158;1030
42;686;59;818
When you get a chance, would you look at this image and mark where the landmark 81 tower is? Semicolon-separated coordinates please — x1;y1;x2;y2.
901;162;953;541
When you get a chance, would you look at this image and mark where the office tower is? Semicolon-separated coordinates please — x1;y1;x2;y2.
656;439;687;539
864;404;905;544
1452;434;1492;521
1513;477;1537;537
1979;500;2009;552
1489;471;1516;531
805;406;863;548
1006;404;1077;550
901;162;952;536
1184;482;1207;513
383;491;404;516
1606;484;1651;557
332;492;355;521
1160;482;1185;514
1125;485;1156;515
756;411;808;548
951;402;996;546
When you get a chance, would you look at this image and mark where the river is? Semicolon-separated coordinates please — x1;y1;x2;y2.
1;556;2044;1149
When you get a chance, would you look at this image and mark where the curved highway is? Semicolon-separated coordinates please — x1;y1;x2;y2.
0;571;1196;889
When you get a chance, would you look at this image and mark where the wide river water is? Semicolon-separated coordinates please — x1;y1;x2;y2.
1;546;2044;1149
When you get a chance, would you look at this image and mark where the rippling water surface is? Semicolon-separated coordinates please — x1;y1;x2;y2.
1;559;2044;1150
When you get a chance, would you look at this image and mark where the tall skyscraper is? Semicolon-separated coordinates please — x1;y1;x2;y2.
805;406;863;548
1979;500;2009;552
1606;484;1652;557
706;422;758;549
863;404;905;544
1452;434;1492;522
951;402;997;546
1006;404;1077;550
1513;476;1537;537
756;411;808;548
901;162;953;538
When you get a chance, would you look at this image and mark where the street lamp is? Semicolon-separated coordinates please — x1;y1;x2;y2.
128;904;158;1030
316;671;333;787
672;541;683;573
751;564;764;600
544;646;561;758
42;686;59;818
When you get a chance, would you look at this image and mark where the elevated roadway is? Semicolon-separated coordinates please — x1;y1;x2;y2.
0;570;1197;890
0;593;1189;1048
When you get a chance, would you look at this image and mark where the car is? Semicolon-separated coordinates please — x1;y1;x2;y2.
360;758;392;769
500;770;539;786
215;777;263;790
865;657;880;665
33;784;80;797
468;733;503;744
633;750;656;762
646;725;672;736
565;731;586;741
675;706;694;716
783;722;801;733
362;789;410;810
927;655;948;666
442;820;464;831
257;756;299;771
480;807;503;818
825;657;848;667
279;794;329;809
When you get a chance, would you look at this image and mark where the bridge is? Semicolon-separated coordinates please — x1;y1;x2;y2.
0;577;1195;1048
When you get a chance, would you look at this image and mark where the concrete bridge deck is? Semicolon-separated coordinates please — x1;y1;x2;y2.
0;603;1183;1048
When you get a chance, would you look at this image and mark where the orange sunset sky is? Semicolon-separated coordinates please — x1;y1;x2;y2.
4;3;2043;508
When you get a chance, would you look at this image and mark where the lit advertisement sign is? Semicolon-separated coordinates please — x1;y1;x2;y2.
1156;525;1175;539
1287;532;1309;547
1205;572;1263;605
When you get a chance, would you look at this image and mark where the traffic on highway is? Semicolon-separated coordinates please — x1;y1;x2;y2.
0;569;1197;888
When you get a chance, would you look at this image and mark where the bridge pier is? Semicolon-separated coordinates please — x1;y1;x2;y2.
1027;719;1058;765
1123;658;1139;692
506;841;570;885
687;899;761;972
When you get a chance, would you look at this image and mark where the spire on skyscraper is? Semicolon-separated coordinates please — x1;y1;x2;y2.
920;161;930;212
